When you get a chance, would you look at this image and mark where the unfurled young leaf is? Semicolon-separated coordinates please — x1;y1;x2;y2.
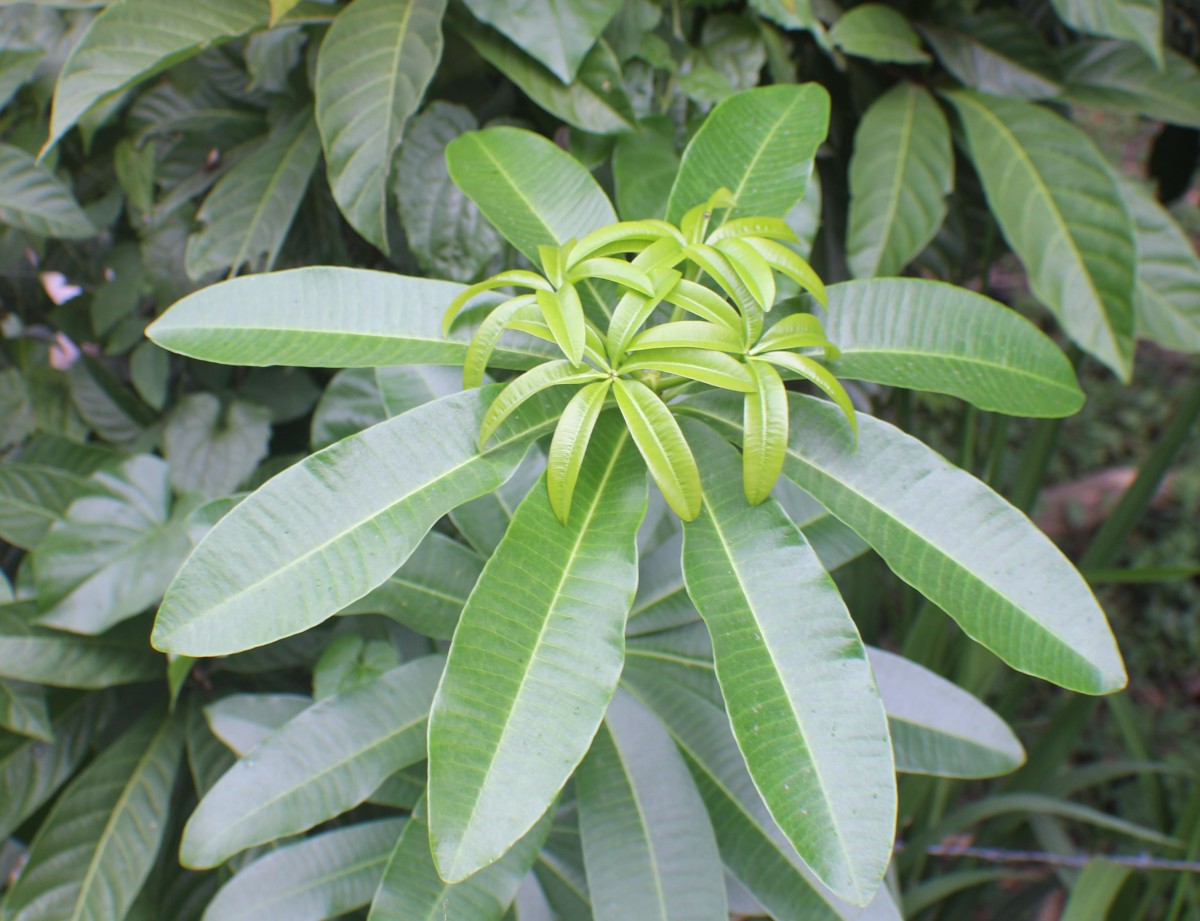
479;361;604;446
741;360;789;505
547;380;611;523
535;286;588;364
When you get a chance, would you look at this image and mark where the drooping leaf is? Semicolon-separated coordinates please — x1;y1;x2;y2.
152;388;565;656
547;380;611;523
202;819;404;921
820;278;1086;416
613;378;701;521
369;797;550;921
0;463;92;550
182;656;443;868
446;127;618;266
576;688;727;921
667;85;829;228
919;14;1061;99
678;421;894;905
185;109;322;279
1116;175;1200;353
1061;40;1200;128
314;0;448;252
428;417;646;883
1051;0;1162;68
164;394;273;499
32;455;196;635
680;391;1127;695
395;101;504;282
868;648;1025;778
827;3;930;64
0;710;184;921
45;0;268;151
847;84;952;279
459;0;622;82
0;142;94;238
946;89;1136;379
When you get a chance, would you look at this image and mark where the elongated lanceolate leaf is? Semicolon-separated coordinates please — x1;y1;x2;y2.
679;421;894;905
576;688;726;921
183;656;443;868
946;90;1136;379
45;0;267;152
620;668;901;921
868;648;1024;778
847;84;952;279
1051;0;1162;67
204;693;311;755
203;819;404;921
1062;41;1200;128
1116;175;1200;354
0;710;183;921
148;267;555;369
919;18;1061;100
0;617;161;689
429;417;647;883
667;85;829;228
0;143;94;239
821;278;1085;416
186;108;322;279
446;127;618;267
680;392;1127;695
315;0;447;252
369;797;550;921
152;387;564;656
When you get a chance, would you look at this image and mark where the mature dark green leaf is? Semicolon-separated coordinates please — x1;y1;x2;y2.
451;447;546;557
0;710;183;921
204;692;311;755
1117;175;1200;353
0;463;91;550
919;14;1061;99
681;392;1127;695
821;279;1085;416
396;101;504;282
460;0;622;82
369;797;550;921
0;679;51;740
31;456;195;635
576;688;726;921
310;368;388;451
428;417;646;883
447;126;618;266
164;394;272;499
827;4;929;63
1061;41;1200;127
45;0;268;151
315;0;447;252
946;89;1136;379
613;117;678;221
183;656;443;868
0;49;40;110
154;388;565;657
749;0;818;31
1060;858;1132;921
456;19;635;135
869;648;1024;778
0;693;112;841
185;109;322;279
1051;0;1162;67
340;530;484;639
0;612;161;688
667;85;829;228
202;819;404;921
679;422;894;904
0;143;94;238
847;85;952;279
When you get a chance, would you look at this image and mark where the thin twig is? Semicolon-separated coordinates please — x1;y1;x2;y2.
899;841;1200;874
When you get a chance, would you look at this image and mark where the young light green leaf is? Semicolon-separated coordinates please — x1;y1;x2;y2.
662;279;744;334
183;656;443;868
741;361;788;505
568;257;655;296
847;84;953;280
738;236;827;306
535;286;588;364
185;109;321;279
827;3;930;63
626;321;745;354
667;84;830;228
946;89;1136;380
153;387;564;656
0;710;184;921
547;381;611;523
682;243;763;340
706;217;799;245
605;268;683;362
754;352;856;435
680;391;1127;695
619;348;755;393
752;313;833;355
370;797;551;921
443;270;554;335
464;295;539;388
428;418;646;883
447;127;619;267
202;818;405;921
713;237;776;312
0;143;94;239
678;421;894;904
613;378;701;521
44;0;268;153
1051;0;1162;67
479;361;604;446
314;0;448;252
576;689;727;921
820;278;1086;416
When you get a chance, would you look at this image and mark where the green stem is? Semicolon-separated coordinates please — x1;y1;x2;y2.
984;414;1009;487
1008;416;1063;514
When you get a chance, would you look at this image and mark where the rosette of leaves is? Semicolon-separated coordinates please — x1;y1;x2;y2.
441;188;852;523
